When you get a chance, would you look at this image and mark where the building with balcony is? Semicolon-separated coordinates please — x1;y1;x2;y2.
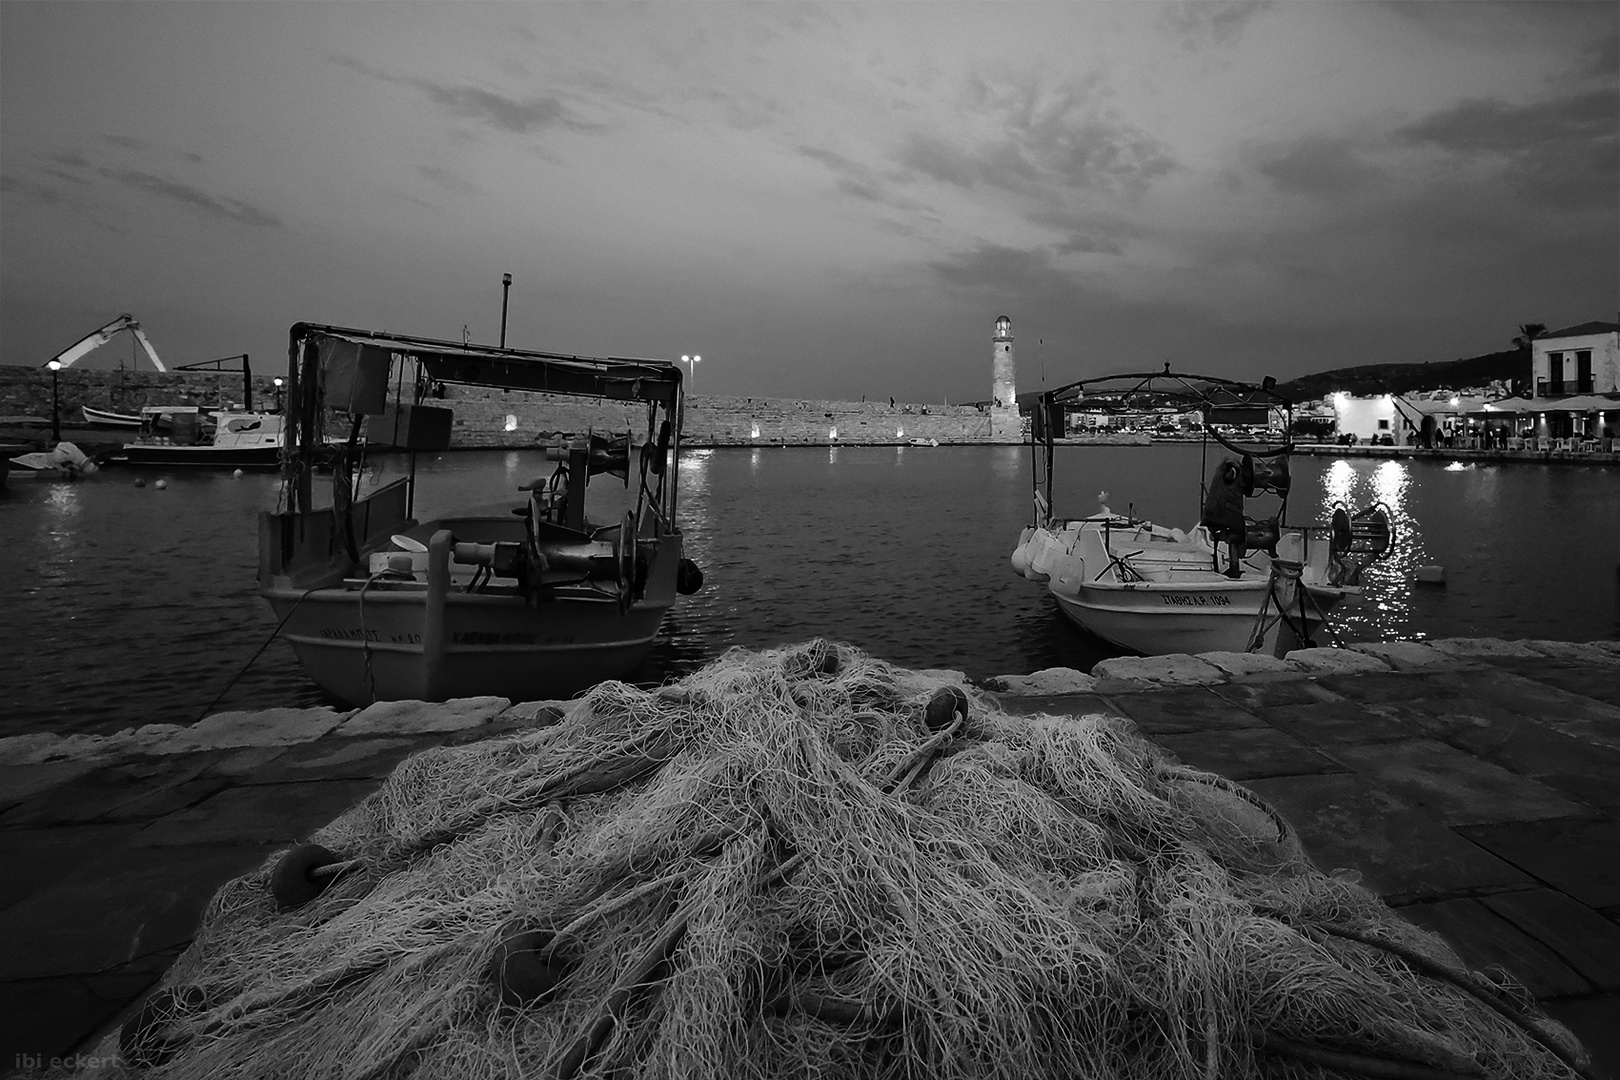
1532;321;1619;398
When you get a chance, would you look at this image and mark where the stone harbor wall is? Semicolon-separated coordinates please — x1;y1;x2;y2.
0;367;1016;446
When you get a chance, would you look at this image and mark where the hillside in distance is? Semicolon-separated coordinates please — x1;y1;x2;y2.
1274;348;1526;403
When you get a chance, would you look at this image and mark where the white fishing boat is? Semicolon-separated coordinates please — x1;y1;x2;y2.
110;406;292;468
82;405;143;428
258;323;701;705
1009;370;1394;657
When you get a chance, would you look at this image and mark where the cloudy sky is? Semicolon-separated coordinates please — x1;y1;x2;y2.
2;2;1615;401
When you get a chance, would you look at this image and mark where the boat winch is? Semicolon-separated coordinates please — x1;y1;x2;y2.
1327;503;1396;586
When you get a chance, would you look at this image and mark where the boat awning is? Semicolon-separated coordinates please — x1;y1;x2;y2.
291;324;682;406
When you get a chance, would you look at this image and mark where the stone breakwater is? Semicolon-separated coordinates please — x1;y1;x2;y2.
0;367;1019;447
1;635;1617;1073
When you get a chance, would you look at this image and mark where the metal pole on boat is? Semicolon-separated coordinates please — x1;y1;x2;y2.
500;273;512;349
422;529;453;701
48;360;61;443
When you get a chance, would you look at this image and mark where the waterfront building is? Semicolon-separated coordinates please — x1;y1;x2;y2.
1531;321;1620;399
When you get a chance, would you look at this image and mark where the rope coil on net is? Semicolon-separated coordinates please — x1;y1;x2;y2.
99;641;1589;1080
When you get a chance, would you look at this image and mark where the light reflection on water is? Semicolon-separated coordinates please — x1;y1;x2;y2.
3;445;1615;737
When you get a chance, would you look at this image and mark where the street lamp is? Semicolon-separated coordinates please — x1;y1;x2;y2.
47;360;61;443
273;376;285;413
500;273;512;348
680;354;701;391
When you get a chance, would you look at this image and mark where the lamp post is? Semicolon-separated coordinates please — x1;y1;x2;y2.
273;376;285;413
47;360;61;443
500;273;512;348
680;354;701;392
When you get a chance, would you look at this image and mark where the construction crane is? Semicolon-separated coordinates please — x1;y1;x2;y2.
41;314;167;371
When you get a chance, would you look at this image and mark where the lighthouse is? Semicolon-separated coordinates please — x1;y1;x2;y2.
991;314;1019;440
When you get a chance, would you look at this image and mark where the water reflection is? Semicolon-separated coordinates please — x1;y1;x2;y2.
1314;458;1422;641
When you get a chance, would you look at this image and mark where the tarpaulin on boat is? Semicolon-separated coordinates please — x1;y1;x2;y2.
294;324;682;407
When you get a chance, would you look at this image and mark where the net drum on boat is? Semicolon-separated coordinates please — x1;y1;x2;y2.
92;642;1590;1080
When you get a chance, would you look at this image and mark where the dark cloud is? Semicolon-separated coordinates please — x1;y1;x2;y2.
897;80;1175;199
1252;134;1383;196
103;134;147;151
1158;0;1271;51
1398;88;1618;212
330;52;604;137
50;151;91;169
928;243;1069;293
97;168;281;227
1398;88;1616;156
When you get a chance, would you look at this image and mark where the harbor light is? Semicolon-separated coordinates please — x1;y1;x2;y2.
679;354;702;391
500;273;512;348
273;376;284;412
47;359;61;442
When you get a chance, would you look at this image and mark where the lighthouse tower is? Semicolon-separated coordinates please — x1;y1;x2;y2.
991;314;1019;440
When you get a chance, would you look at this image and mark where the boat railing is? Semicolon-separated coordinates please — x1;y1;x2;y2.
261;475;412;589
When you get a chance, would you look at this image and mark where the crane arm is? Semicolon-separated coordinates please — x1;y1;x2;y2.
128;325;166;372
44;314;166;371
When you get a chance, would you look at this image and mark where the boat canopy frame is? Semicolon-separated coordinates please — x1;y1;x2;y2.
277;322;686;527
1027;367;1296;528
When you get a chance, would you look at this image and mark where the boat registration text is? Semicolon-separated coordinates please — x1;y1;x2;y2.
1160;593;1233;607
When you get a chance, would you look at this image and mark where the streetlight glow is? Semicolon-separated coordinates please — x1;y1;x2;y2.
679;354;701;391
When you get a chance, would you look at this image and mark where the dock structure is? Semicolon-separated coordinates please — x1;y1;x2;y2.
1;637;1616;1076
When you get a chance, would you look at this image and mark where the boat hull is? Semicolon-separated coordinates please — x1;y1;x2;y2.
113;444;282;468
266;584;675;704
1048;578;1341;656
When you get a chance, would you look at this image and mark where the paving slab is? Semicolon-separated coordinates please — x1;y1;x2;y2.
146;706;354;753
502;699;576;724
1396;897;1591;998
0;843;273;981
1284;648;1391;675
339;696;510;737
1090;654;1227;687
1102;687;1267;736
1426;636;1547;661
0;760;102;806
1348;640;1457;671
1192;651;1299;679
1442;714;1620;812
1525;640;1620;668
1244;773;1531;902
1206;677;1343;712
132;778;379;848
1480;888;1620;992
0;967;162;1069
1308;670;1465;705
1154;726;1345;782
0;757;229;828
1324;740;1587;826
0;824;145;914
1513;665;1620;710
1423;669;1620;753
1254;698;1420;746
1458;818;1620;912
231;736;426;784
985;667;1098;694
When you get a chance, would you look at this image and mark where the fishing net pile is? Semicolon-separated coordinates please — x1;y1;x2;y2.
98;641;1590;1080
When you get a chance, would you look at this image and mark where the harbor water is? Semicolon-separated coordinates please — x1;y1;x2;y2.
3;444;1616;738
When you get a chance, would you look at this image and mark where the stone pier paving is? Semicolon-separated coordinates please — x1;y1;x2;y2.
1;637;1617;1077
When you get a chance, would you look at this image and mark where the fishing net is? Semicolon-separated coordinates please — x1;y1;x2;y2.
86;640;1588;1080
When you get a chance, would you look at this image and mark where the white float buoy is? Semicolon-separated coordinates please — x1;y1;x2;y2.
1415;565;1446;585
155;479;168;490
233;468;244;479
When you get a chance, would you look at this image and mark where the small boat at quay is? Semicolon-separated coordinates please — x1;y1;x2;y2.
258;322;701;705
108;406;292;468
1010;369;1394;657
82;405;143;428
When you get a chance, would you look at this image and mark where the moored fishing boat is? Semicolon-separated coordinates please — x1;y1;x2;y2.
258;322;701;704
1010;369;1394;657
82;405;143;428
110;406;292;468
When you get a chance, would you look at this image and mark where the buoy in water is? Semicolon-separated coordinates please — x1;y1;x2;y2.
155;479;167;490
233;468;244;479
133;478;147;488
1416;565;1447;585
